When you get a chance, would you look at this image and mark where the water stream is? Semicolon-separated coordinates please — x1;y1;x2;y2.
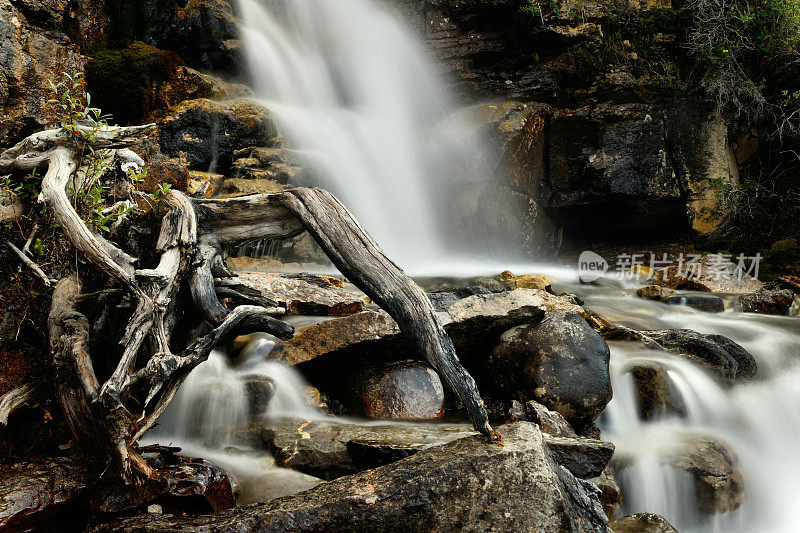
153;0;800;528
575;284;800;532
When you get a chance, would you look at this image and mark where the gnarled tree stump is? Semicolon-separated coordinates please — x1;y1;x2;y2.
0;123;498;483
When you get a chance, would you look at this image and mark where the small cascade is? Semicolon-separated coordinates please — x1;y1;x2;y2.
144;335;321;503
585;288;800;533
151;335;316;446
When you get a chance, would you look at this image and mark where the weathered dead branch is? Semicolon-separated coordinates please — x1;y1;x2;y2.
0;122;498;484
0;380;47;426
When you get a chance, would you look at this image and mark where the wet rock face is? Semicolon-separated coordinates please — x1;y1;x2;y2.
610;513;678;533
350;360;445;421
490;311;612;427
158;98;278;171
669;437;744;514
663;294;725;313
108;0;240;75
739;288;794;315
0;3;83;147
629;364;686;421
93;423;612;533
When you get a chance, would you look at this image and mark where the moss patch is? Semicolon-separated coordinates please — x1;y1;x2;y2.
85;41;183;125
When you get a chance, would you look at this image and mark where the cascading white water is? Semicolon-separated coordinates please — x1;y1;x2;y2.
583;289;800;532
235;0;488;269
151;336;316;446
144;336;323;503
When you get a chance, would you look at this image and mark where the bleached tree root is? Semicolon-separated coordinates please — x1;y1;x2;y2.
0;123;499;484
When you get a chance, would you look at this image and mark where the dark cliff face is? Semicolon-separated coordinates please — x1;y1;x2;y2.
385;0;743;248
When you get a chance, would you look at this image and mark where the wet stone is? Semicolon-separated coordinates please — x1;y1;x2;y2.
630;364;686;421
489;311;612;427
664;294;725;313
349;360;445;421
610;513;678;533
739;288;794;315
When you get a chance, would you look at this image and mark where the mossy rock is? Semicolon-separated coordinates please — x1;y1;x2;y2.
85;41;183;125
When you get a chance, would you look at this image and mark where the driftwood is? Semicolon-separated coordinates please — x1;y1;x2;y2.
0;123;498;483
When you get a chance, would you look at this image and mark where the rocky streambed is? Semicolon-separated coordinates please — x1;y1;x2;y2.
1;258;791;531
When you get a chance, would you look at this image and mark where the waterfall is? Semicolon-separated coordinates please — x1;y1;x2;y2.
150;336;316;446
235;0;488;270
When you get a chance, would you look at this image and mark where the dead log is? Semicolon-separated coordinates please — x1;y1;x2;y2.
0;380;47;426
0;122;499;486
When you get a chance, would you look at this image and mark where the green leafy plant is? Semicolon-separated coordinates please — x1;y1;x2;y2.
685;0;800;139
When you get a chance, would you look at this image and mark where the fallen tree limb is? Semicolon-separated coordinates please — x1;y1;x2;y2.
0;122;499;486
0;380;47;426
6;240;54;287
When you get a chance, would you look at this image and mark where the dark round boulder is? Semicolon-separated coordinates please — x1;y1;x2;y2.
350;360;445;421
489;311;612;427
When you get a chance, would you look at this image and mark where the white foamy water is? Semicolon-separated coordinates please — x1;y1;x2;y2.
581;287;800;533
235;0;492;269
144;336;321;503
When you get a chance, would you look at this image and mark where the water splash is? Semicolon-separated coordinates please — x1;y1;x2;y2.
235;0;491;269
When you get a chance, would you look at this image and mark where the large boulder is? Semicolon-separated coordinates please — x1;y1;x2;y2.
349;360;446;421
92;423;612;533
158;98;278;171
489;311;612;427
601;325;757;383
